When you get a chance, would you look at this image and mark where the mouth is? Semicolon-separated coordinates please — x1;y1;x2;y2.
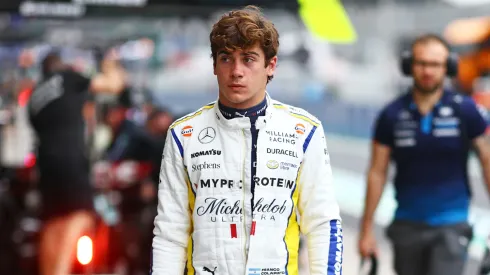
228;84;245;88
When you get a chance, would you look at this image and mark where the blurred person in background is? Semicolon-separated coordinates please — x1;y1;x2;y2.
152;5;342;275
100;92;172;274
28;51;126;275
103;87;141;161
130;107;173;274
102;102;173;207
103;87;158;163
126;87;157;126
359;34;490;275
144;107;173;185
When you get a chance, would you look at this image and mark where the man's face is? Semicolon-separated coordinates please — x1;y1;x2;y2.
214;43;277;109
412;42;449;94
105;107;126;131
149;113;173;136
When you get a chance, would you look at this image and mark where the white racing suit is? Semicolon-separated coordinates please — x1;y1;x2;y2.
152;95;343;275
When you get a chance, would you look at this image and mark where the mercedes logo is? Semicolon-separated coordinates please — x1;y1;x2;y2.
198;127;216;144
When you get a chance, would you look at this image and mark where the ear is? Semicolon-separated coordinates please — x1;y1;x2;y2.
213;62;217;76
266;56;277;77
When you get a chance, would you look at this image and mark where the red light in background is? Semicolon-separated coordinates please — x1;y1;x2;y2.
18;88;32;107
23;152;36;168
77;235;93;265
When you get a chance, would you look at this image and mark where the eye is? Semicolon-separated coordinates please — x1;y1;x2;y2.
244;57;255;63
219;56;230;62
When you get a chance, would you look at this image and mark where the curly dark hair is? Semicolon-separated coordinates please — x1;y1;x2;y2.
210;5;280;83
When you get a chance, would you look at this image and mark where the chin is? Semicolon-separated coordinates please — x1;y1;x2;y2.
223;90;251;104
414;82;442;94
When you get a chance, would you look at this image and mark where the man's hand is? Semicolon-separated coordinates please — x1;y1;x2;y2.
90;53;126;94
358;228;378;258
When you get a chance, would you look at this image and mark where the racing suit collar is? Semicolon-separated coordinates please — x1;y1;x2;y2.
214;92;273;130
218;96;267;120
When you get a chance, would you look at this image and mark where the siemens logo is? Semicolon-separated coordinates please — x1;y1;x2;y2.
191;149;222;158
192;162;221;172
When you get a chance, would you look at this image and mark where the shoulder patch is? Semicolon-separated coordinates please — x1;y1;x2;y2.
273;102;320;126
170;101;215;129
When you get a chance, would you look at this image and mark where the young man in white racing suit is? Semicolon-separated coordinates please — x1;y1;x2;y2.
152;5;343;275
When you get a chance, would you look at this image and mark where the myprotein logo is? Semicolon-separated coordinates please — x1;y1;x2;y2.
253;177;295;189
181;125;193;137
191;162;221;172
191;149;221;158
266;148;298;158
251;103;267;116
198;178;242;189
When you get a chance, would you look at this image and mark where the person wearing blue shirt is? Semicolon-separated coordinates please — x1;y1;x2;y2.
358;34;490;275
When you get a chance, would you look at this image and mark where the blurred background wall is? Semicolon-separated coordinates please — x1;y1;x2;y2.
1;1;489;139
0;0;489;274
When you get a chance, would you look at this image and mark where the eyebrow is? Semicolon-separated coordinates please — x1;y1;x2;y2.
218;50;260;57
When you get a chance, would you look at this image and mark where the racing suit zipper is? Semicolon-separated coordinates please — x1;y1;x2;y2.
241;129;248;262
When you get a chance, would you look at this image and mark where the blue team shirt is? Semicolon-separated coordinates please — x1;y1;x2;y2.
374;89;488;225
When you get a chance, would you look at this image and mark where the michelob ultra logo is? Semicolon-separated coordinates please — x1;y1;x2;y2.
181;125;193;137
295;123;305;135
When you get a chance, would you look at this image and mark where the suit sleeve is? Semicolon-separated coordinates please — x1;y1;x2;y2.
151;128;190;274
298;123;343;275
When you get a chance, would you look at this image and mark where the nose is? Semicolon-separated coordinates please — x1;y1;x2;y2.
231;61;244;78
423;68;438;79
422;64;435;74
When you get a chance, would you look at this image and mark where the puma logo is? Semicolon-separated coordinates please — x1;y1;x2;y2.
203;266;217;275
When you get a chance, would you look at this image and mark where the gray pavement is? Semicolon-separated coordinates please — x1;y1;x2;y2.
298;214;395;275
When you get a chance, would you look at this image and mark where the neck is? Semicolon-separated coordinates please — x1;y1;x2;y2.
218;89;267;109
412;87;444;113
218;95;267;120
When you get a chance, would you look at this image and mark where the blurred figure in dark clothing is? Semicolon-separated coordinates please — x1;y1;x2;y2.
29;51;125;275
101;91;173;275
146;107;173;137
103;87;150;162
134;107;173;275
144;107;174;184
126;87;156;126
